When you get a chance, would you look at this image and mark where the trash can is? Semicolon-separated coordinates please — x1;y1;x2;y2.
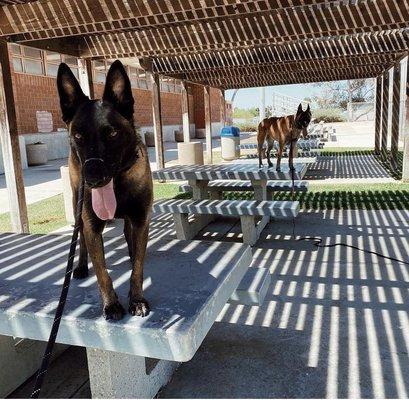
221;126;240;161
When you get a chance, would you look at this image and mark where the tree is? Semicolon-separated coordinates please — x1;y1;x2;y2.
312;79;374;109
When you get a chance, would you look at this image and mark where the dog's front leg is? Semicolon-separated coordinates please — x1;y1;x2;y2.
128;218;150;317
83;216;125;320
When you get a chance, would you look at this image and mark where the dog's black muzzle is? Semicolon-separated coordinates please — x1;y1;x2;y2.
83;158;112;188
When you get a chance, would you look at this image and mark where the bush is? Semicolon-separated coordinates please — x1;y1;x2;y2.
313;108;346;123
235;123;258;132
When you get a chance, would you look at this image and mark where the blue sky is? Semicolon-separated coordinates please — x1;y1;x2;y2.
225;83;321;109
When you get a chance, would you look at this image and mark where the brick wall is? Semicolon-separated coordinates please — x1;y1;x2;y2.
93;83;183;127
192;85;222;129
11;72;66;135
9;55;221;135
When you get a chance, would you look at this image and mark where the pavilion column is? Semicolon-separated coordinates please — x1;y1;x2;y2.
150;73;165;170
374;75;383;154
181;81;190;143
390;62;401;171
204;85;212;164
86;59;95;99
0;41;29;233
78;59;94;99
402;57;409;182
220;89;226;127
380;69;390;160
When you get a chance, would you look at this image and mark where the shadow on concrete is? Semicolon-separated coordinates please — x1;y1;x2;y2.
305;154;391;180
160;209;409;398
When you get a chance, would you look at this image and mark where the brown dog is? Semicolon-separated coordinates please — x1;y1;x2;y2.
257;104;311;171
57;61;153;320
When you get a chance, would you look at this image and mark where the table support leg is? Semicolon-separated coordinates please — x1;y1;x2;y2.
87;348;179;399
251;179;267;201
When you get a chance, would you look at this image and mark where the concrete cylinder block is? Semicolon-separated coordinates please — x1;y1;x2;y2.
178;141;204;165
174;130;184;142
144;132;155;147
195;129;205;139
26;143;48;166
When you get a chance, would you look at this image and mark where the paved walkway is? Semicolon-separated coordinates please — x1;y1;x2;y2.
0;158;66;214
0;139;222;213
161;209;409;398
11;209;409;398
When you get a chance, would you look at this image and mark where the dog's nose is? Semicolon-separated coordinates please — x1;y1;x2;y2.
83;158;108;188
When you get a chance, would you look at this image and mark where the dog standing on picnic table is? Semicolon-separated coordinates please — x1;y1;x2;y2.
257;103;312;171
57;60;152;320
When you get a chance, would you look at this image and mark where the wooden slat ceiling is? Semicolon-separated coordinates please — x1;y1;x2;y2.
0;0;408;89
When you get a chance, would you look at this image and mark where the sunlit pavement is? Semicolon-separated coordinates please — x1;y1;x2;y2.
48;209;409;398
0;138;222;214
159;209;409;398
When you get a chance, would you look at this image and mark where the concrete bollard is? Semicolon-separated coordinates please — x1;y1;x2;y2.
60;166;74;224
178;141;204;165
26;143;48;166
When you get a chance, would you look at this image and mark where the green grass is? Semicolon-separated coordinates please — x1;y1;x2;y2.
320;148;373;154
222;182;409;210
2;181;408;235
0;194;67;234
0;182;182;235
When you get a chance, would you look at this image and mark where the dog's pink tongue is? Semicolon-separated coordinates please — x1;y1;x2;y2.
91;179;116;220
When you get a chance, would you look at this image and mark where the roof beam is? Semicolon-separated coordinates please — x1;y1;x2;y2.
174;57;395;83
0;0;362;39
203;69;383;89
3;0;408;60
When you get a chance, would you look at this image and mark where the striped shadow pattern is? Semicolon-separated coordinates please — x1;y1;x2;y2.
153;199;300;218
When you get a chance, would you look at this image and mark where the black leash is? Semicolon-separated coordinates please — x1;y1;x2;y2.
30;177;85;399
288;139;408;266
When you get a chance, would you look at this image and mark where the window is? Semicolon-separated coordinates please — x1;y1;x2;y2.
94;60;107;83
128;67;139;88
159;77;182;93
45;51;61;77
10;44;79;78
11;44;43;76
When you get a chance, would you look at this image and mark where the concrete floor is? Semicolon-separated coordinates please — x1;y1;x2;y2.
0;138;222;213
159;209;409;398
9;209;409;398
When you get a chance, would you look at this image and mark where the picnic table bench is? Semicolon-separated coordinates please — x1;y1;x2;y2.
179;179;309;198
0;232;252;398
153;164;306;246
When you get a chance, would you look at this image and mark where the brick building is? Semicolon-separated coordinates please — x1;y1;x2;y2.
7;43;231;142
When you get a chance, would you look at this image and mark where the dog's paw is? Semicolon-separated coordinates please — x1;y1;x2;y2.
129;298;150;317
73;266;88;279
103;301;125;321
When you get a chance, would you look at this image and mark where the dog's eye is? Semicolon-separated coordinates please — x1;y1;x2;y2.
109;131;118;138
74;133;82;140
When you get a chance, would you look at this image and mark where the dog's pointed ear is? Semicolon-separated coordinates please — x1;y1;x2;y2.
306;104;311;113
57;63;88;123
103;60;134;121
297;103;303;114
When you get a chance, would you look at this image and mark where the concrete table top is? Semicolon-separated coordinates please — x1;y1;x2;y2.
0;233;252;362
153;163;308;181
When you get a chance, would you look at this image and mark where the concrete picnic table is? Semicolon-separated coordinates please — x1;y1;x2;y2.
153;163;308;201
153;163;307;241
